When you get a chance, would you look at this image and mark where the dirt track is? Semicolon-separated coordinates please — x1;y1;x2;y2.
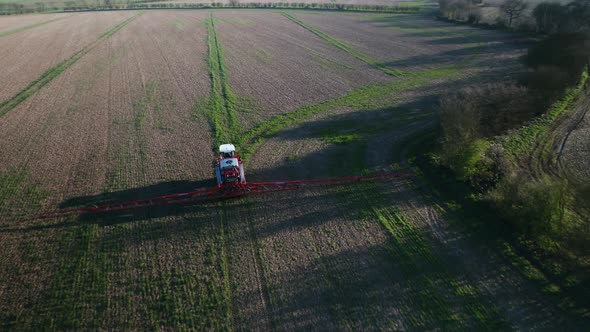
555;89;590;181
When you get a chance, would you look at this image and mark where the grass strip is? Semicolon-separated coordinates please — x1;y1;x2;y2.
0;16;66;38
0;12;142;118
282;12;406;77
238;66;460;160
204;14;238;146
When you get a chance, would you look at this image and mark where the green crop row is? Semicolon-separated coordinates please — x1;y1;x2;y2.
99;13;142;38
204;15;239;146
282;12;406;77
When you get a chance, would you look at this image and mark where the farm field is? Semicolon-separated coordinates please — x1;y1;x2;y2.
0;8;588;330
0;11;136;101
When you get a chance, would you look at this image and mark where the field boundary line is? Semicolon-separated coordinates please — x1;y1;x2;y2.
218;207;235;330
0;15;69;38
245;198;278;329
0;12;143;118
282;12;406;77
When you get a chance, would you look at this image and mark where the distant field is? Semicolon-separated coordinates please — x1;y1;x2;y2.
0;0;427;4
1;9;587;330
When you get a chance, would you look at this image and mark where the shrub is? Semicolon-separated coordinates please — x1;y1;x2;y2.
524;32;590;76
490;174;571;238
533;2;567;34
467;84;536;136
469;143;509;192
520;66;572;102
439;94;481;175
438;83;539;180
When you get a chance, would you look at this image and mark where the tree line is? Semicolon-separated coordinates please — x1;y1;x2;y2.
0;1;421;15
440;0;590;32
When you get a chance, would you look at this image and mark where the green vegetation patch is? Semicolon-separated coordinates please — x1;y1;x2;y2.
320;130;360;144
34;223;110;329
205;14;239;145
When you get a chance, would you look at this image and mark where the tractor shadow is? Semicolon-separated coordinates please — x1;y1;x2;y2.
9;71;513;234
58;178;217;208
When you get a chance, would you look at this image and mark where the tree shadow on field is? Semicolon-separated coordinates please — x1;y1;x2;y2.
382;46;508;71
245;240;580;331
358;14;450;30
426;34;518;45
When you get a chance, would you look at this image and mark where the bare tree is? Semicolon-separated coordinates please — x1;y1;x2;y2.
501;0;528;28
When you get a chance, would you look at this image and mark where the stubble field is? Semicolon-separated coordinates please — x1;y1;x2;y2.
0;9;587;330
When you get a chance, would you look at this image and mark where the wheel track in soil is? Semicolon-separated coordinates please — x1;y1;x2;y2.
539;87;590;182
244;199;275;330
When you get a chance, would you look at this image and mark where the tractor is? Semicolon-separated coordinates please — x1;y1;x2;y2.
214;144;246;188
38;144;407;219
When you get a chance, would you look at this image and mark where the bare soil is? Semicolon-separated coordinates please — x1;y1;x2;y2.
294;11;528;73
